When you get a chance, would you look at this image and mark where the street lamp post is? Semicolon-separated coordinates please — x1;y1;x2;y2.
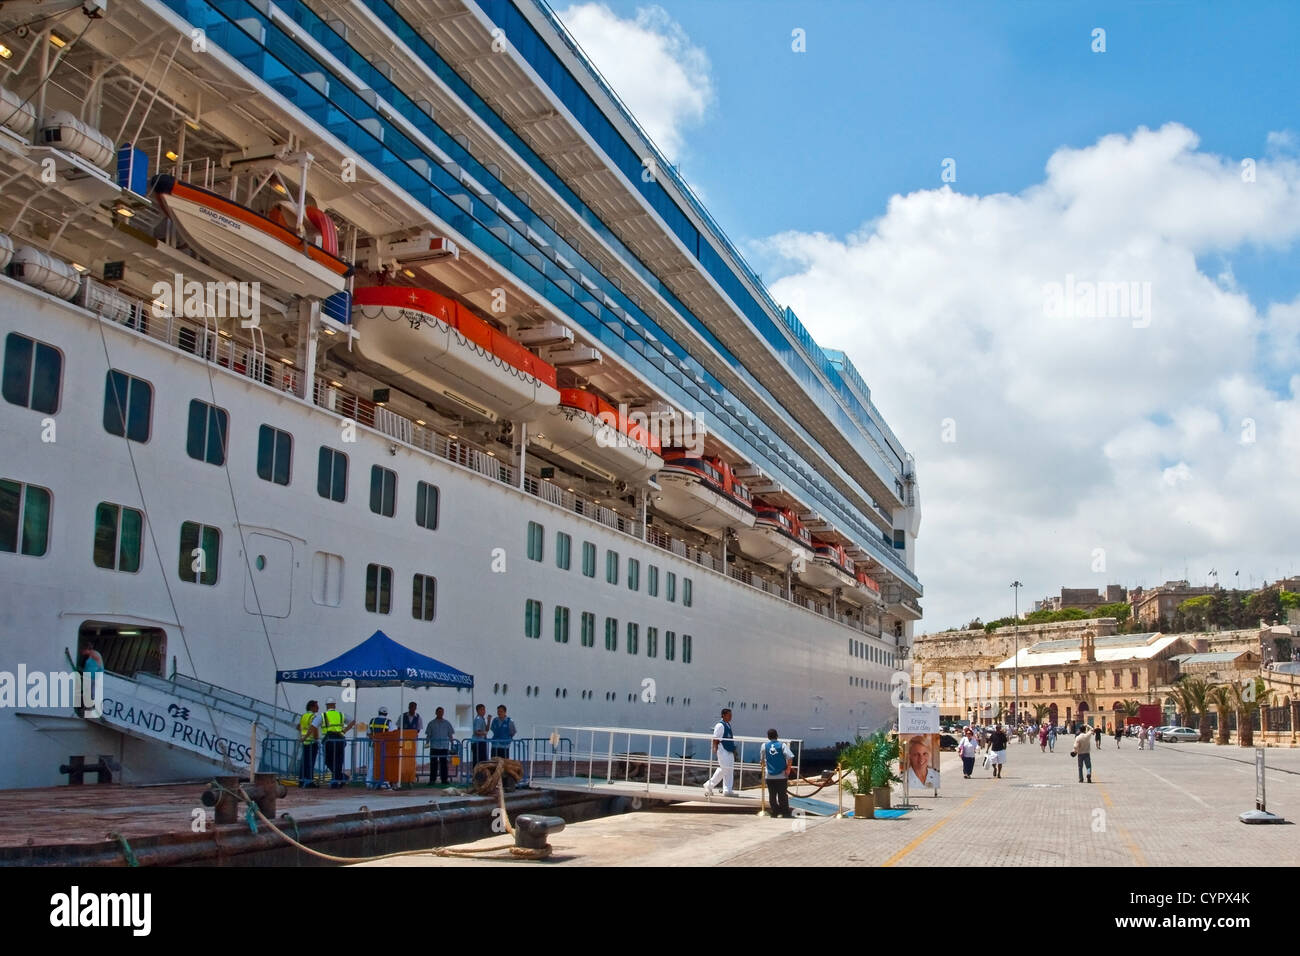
1011;581;1023;726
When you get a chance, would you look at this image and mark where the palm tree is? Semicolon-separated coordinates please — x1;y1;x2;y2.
1120;699;1141;732
1032;703;1050;724
1207;684;1233;745
1174;677;1212;742
1228;678;1272;747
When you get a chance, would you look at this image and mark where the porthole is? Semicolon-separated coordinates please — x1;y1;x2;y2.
502;683;508;694
493;682;500;694
255;554;266;570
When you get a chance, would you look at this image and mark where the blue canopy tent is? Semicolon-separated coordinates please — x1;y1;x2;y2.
276;630;474;787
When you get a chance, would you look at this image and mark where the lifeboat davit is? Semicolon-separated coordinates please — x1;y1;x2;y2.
152;175;352;300
734;504;814;570
351;286;559;423
653;451;756;534
798;540;858;592
532;389;663;484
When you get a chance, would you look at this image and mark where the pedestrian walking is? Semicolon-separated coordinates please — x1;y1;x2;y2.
957;727;979;778
1147;725;1156;750
762;729;794;818
1072;726;1093;783
1114;724;1123;748
1047;725;1057;753
1093;724;1103;747
425;706;456;785
298;699;321;788
1137;724;1145;750
703;708;737;796
471;703;489;764
988;724;1008;778
489;704;516;758
1038;723;1048;752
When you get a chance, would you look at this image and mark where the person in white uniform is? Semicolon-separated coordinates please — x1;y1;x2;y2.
703;708;737;797
905;736;940;790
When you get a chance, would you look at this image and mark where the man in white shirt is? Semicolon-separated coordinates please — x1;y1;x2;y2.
703;708;737;797
1073;727;1092;783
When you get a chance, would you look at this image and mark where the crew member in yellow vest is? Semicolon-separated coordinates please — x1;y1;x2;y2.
367;706;392;790
321;698;355;788
298;700;321;788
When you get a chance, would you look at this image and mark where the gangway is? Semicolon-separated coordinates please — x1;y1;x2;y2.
529;725;839;815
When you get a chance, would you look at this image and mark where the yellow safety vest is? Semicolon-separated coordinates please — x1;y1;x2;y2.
368;717;390;736
299;712;317;743
323;709;346;735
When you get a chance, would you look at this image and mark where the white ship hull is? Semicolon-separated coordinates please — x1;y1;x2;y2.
0;284;904;788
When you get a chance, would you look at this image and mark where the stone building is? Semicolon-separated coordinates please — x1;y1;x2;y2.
1033;585;1128;613
1128;580;1215;627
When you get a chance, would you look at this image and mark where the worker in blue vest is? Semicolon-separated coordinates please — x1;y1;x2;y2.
703;708;737;797
298;700;321;788
762;728;795;818
321;699;356;788
367;706;392;790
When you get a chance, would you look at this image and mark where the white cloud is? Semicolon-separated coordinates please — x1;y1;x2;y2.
554;3;713;160
760;124;1300;628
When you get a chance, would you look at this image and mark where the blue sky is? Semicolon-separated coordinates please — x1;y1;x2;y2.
557;1;1300;627
592;0;1300;306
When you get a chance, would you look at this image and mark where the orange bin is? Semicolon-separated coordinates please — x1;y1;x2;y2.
372;730;418;785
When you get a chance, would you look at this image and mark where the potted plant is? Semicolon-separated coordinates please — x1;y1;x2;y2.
838;731;901;819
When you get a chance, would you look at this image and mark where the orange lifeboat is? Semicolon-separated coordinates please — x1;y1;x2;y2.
654;450;756;534
799;539;858;592
734;504;814;570
530;388;664;484
350;286;559;423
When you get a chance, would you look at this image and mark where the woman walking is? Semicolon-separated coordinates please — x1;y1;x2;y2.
1038;723;1048;752
957;727;979;779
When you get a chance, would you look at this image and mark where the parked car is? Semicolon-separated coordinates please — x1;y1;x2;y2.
939;734;959;751
1160;727;1199;742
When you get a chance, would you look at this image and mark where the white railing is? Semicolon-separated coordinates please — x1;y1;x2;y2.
536;725;803;796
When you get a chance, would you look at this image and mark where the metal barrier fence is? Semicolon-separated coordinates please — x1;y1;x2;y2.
261;735;574;786
532;726;803;797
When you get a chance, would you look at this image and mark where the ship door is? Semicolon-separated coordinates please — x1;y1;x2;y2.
244;532;293;618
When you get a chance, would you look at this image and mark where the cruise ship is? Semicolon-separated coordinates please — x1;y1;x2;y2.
0;0;922;789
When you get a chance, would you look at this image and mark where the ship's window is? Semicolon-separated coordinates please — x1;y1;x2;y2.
0;478;51;557
178;521;220;586
556;532;571;570
626;622;639;655
665;630;676;661
412;573;436;621
683;578;693;607
257;425;292;486
893;529;905;550
526;521;544;561
605;549;618;584
415;481;439;531
580;611;595;647
648;565;659;596
103;370;152;443
186;399;229;466
666;572;677;602
3;333;62;414
646;626;658;658
311;551;344;607
93;502;142;573
683;634;693;664
370;465;397;517
524;598;542;638
365;563;392;613
582;541;596;577
317;446;348;502
554;605;570;643
604;616;617;652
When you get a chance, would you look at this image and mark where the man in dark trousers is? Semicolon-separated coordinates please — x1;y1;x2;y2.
988;724;1008;778
1093;723;1103;747
762;729;795;818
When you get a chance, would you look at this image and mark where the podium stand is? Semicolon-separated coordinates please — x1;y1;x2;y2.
371;730;418;785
